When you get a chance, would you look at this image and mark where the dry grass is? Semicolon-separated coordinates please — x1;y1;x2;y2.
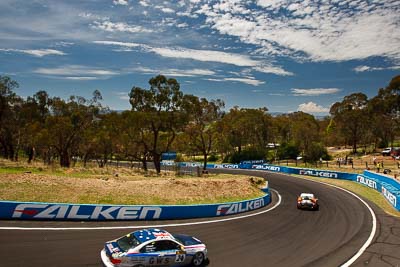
276;152;400;179
0;159;265;205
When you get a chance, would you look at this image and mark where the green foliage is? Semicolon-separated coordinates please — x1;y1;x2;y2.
129;75;187;173
378;140;389;149
1;74;400;168
224;148;266;163
208;153;218;162
304;143;330;162
277;143;300;160
175;153;184;162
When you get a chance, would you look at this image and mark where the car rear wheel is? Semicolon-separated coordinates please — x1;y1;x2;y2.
192;252;205;266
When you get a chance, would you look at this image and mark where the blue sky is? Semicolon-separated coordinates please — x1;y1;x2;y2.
0;0;399;115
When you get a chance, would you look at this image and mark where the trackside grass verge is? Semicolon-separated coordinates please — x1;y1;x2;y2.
0;166;265;205
294;175;400;217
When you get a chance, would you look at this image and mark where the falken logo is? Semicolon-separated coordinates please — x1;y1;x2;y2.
252;165;280;172
12;204;162;220
299;170;338;178
357;176;377;189
216;199;264;215
214;164;239;169
382;186;397;207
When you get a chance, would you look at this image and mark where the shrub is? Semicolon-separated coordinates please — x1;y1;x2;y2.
208;153;218;162
224;148;266;163
277;143;300;160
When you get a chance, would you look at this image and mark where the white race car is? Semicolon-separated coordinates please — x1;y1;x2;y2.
297;193;319;210
101;228;208;267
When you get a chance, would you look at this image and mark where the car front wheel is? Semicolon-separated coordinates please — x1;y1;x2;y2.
192;252;205;266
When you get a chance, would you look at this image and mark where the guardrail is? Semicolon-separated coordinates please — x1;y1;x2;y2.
175;161;400;211
0;185;270;221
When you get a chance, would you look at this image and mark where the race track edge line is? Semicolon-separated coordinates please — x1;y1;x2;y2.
293;175;377;267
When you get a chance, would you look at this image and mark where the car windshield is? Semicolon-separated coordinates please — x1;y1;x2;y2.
117;234;141;251
301;194;314;199
172;234;202;246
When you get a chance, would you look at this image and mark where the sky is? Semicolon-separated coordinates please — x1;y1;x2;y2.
0;0;399;115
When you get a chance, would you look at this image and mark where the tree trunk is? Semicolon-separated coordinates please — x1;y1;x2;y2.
203;153;208;170
153;153;161;174
60;150;70;167
27;147;35;164
83;153;90;167
142;159;148;171
8;143;14;161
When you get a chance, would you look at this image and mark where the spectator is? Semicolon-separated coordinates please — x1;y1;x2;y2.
377;162;381;173
373;156;377;166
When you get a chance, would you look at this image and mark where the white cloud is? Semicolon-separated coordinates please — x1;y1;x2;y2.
291;88;341;96
253;65;294;76
116;92;130;100
224;77;265;86
177;23;189;28
131;66;216;77
164;68;216;77
92;21;153;33
0;48;66;57
298;102;330;113
257;0;287;9
161;7;175;13
33;65;119;79
197;1;400;63
353;65;400;72
353;65;371;72
94;40;292;76
93;40;142;48
64;76;98;80
139;0;149;7
206;77;265;86
150;47;260;67
113;0;128;6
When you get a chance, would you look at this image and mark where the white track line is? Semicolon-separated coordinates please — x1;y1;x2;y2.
293;175;377;267
0;189;281;231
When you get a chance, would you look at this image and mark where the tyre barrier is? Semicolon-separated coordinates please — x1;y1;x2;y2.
0;184;270;221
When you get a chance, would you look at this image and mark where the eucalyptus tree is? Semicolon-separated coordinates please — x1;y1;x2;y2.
45;91;103;167
119;110;150;171
289;112;321;160
368;75;400;148
91;111;120;168
129;75;187;174
22;91;52;163
216;107;273;162
272;114;292;144
330;92;369;154
0;76;20;160
243;107;273;149
181;95;224;170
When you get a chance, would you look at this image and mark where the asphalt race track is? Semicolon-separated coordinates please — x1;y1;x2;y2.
0;170;399;267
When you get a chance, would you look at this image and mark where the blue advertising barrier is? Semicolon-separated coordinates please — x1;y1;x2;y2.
361;171;400;211
248;163;358;181
0;187;270;221
163;160;400;211
205;161;400;211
